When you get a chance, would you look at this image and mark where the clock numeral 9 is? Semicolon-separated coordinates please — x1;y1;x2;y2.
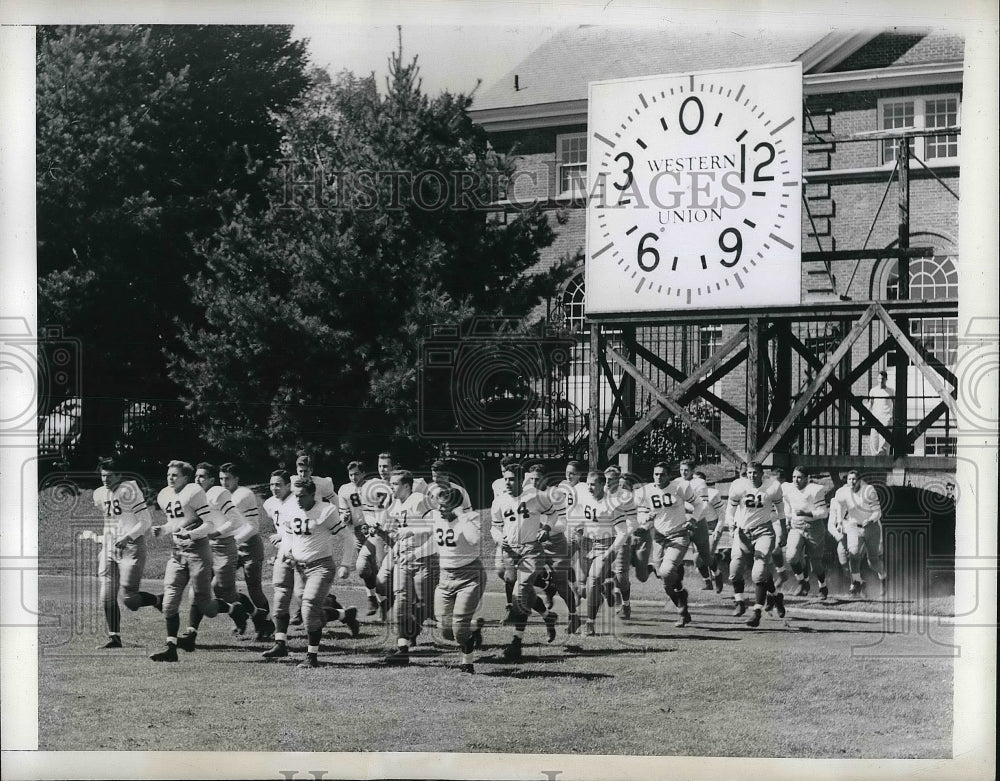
679;96;704;136
637;232;660;271
613;152;634;191
719;228;742;267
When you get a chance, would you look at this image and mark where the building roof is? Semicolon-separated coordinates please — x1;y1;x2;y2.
472;26;840;113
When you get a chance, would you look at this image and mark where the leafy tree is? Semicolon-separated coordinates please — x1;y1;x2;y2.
171;50;575;466
631;398;722;467
36;25;310;461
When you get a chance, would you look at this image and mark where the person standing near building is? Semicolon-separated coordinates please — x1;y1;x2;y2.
867;369;894;456
833;469;887;596
84;456;160;649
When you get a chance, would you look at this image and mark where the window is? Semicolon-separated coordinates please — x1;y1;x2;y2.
562;274;587;334
923;435;956;456
698;325;722;365
886;255;958;365
557;133;587;196
879;94;960;165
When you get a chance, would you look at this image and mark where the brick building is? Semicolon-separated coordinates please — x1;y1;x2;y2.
469;27;962;471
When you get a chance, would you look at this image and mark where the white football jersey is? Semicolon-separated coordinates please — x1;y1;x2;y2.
204;485;248;539
833;483;882;526
782;482;829;529
386;492;434;560
637;479;698;535
156;483;214;543
726;478;785;532
280;498;343;563
431;509;481;569
338;481;367;527
572;490;627;552
230;485;261;542
490;488;556;546
94;480;151;540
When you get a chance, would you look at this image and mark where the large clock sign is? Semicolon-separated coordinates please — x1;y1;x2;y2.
584;63;803;315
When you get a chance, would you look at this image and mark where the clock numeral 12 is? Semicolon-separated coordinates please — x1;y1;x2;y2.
739;142;776;184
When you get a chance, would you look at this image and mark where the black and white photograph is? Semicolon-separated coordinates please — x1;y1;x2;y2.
1;1;997;779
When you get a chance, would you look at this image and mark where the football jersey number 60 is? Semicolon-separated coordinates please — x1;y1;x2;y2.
650;494;674;509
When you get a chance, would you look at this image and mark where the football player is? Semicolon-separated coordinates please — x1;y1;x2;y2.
490;464;559;661
833;469;886;596
533;464;581;634
637;462;703;627
726;461;786;627
696;471;729;593
191;463;253;641
265;478;348;668
604;465;639;619
571;471;628;635
679;460;724;591
261;469;302;653
382;470;436;665
781;466;830;599
431;488;486;673
555;460;587;601
338;460;379;613
84;456;160;649
220;462;275;639
149;460;219;662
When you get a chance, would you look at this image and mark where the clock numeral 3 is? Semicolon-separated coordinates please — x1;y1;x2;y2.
613;151;634;191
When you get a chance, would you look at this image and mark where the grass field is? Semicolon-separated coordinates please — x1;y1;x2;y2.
37;486;954;757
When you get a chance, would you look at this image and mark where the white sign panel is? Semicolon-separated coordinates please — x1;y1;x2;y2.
585;63;803;315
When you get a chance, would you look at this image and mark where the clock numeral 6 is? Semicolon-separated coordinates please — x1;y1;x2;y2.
637;232;660;271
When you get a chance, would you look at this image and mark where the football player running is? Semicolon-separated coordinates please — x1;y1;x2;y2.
382;470;436;666
490;464;560;661
726;461;786;627
219;462;275;639
84;456;160;649
637;462;704;627
833;469;886;597
781;466;830;599
431;488;486;673
571;471;628;635
149;460;219;662
191;463;253;641
679;460;726;591
604;465;640;620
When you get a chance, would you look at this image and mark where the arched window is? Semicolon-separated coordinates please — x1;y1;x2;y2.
562;273;587;334
885;255;957;365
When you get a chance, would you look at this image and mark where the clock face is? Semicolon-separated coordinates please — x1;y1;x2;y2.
585;63;803;314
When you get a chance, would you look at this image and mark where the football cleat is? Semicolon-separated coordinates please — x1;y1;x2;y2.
100;635;123;649
544;612;557;643
343;607;361;638
383;647;410;666
502;637;523;661
262;642;288;659
702;577;714;591
153;594;164;612
149;643;178;662
583;621;596;637
544;582;557;610
501;605;514;626
255;619;276;642
793;580;810;597
566;614;582;635
675;609;692;628
458;663;475;675
297;653;319;669
366;596;380;616
470;618;485;650
230;602;249;635
714;571;726;593
774;593;786;618
620;603;631;620
732;601;747;617
818;584;829;600
745;610;762;628
848;581;862;596
764;594;775;613
176;632;197;653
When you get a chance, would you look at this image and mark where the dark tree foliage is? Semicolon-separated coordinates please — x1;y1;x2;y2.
36;25;310;461
171;50;575;466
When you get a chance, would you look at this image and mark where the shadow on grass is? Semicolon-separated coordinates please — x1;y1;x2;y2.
481;668;613;681
702;624;900;635
620;631;742;642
